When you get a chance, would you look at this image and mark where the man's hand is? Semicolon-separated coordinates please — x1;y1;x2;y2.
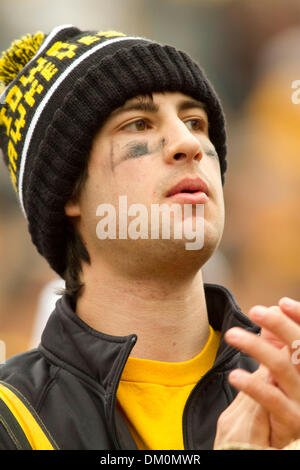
260;298;300;350
224;297;300;449
214;365;271;449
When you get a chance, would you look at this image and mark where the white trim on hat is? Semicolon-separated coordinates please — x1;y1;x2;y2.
18;33;149;216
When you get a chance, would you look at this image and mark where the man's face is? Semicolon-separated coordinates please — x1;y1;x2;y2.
66;91;225;271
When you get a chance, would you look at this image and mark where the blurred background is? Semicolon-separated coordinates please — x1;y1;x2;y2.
0;0;299;359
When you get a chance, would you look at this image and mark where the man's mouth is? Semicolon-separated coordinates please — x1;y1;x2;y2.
166;176;209;204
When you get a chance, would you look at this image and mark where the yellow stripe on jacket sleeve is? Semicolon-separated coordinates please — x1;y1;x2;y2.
0;382;55;450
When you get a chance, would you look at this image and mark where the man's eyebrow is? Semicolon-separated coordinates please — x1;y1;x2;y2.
110;97;207;119
177;99;207;114
111;98;159;117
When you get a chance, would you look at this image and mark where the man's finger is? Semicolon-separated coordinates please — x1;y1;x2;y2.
278;298;300;324
225;327;300;401
249;305;300;357
260;326;284;349
227;368;297;424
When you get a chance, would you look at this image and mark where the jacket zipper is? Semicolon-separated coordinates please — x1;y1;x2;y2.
182;346;238;450
108;334;137;450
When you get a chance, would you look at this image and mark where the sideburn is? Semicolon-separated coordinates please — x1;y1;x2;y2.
59;162;91;301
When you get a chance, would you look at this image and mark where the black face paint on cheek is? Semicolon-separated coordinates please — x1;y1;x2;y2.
204;145;218;158
125;138;168;160
110;140;127;172
126;141;150;159
113;138;167;168
160;138;166;149
110;140;115;172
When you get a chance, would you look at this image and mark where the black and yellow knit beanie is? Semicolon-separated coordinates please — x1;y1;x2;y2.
0;24;227;277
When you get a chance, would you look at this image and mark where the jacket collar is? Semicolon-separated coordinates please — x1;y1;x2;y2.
40;293;136;392
40;283;259;389
204;283;260;362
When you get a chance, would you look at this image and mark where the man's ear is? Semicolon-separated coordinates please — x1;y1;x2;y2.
64;198;81;217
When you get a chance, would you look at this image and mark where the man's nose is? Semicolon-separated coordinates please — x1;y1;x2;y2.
162;119;204;164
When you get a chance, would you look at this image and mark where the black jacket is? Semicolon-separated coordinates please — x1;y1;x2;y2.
0;283;259;450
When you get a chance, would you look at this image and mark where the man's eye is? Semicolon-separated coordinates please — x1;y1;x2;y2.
123;119;149;131
185;119;205;131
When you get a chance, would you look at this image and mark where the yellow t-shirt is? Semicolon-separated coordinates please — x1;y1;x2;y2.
116;326;221;450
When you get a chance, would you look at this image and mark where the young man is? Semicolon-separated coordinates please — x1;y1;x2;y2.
0;25;299;451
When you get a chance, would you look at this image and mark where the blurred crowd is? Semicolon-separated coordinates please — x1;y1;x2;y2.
0;0;299;359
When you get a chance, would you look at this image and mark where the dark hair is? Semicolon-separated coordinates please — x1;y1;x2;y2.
58;162;90;300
